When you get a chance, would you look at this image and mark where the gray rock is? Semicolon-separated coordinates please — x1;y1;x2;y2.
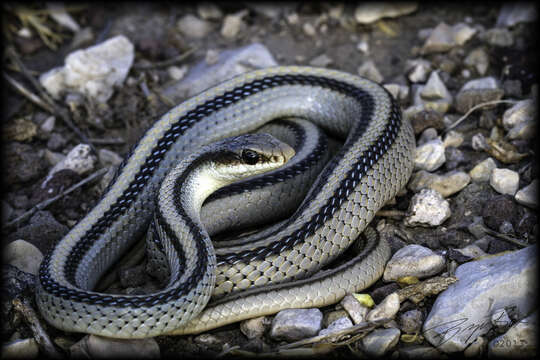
399;309;423;334
515;179;538;209
270;308;323;342
408;170;470;197
1;338;39;359
318;316;353;337
357;60;384;83
366;293;400;322
240;316;270;339
161;43;277;103
3;240;43;276
454;244;486;259
471;133;488;151
354;3;418;24
496;3;538;27
482;27;514;47
4;142;47;186
444;147;466;170
469;157;497;182
481;195;519;232
361;327;400;357
177;14;213;39
340;294;370;324
423;245;537;353
414;138;446;172
383;83;409;102
421;22;476;54
413;73;452;114
488;311;537;358
464;47;489;75
507;119;536;140
71;335;160;359
384;244;446;281
417;128;438;146
40;115;56;133
502;99;536;131
40;35;134;103
46;132;68;151
405;189;451;227
490;168;520;195
309;54;333;68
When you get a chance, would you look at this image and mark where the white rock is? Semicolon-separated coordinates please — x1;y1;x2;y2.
464;47;489;75
4;240;44;275
421;71;451;100
354;3;418;24
461;76;499;91
469;157;497;182
406;59;431;83
384;244;446;281
423;245;537;353
414;138;446;172
507;119;536;140
177;14;212;39
197;3;223;20
302;22;317;37
405;189;451;227
221;11;247;39
318;317;353;337
490;168;519;195
417;128;438;146
357;60;384;83
366;293;400;322
167;65;189;81
47;3;80;32
270;308;323;342
361;328;401;357
161;43;277;103
40;35;134;103
515;179;538;209
452;23;477;45
309;54;333;68
422;22;476;54
384;83;409;102
341;294;370;324
502;99;536;131
442;130;464;148
488;311;537;358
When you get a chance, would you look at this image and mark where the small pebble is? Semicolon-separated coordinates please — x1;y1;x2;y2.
383;244;446;281
177;14;212;39
490;168;519;195
270;308;323;342
357;60;384;83
340;294;370;324
405;189;451;227
514;179;538;208
442;130;464;148
240;316;269;339
361;327;401;357
366;293;400;322
399;309;423;334
469;157;497;182
318;317;353;337
3;240;43;276
414;138;446;172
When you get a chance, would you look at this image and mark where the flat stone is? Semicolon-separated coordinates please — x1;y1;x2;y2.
423;245;537;353
469;157;497;182
384;244;446;281
270;308;323;342
361;327;401;357
490;168;519;195
488;311;537;358
405;189;451;227
515;179;538;209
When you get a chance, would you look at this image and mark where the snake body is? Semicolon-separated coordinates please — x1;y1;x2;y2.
36;66;415;338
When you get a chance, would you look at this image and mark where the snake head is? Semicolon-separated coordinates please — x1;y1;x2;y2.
210;133;295;182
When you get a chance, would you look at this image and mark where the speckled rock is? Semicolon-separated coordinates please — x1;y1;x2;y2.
405;189;451;227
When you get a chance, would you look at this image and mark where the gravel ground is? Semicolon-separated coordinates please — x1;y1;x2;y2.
2;2;537;359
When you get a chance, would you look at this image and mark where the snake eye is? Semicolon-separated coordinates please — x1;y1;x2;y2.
241;149;260;165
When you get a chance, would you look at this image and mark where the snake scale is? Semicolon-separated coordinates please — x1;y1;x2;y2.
36;66;415;338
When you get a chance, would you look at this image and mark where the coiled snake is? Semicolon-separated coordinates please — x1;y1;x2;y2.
36;66;415;338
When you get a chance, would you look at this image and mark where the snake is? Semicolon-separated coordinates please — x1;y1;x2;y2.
36;66;415;339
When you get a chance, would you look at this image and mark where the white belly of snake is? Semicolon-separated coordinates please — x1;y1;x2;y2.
36;66;416;338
